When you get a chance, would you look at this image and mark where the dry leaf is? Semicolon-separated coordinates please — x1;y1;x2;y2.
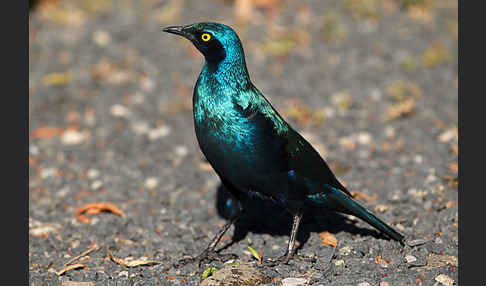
42;72;73;86
412;254;457;270
438;127;458;143
29;222;62;237
30;127;65;139
450;144;458;155
75;202;125;223
350;191;377;202
445;201;456;209
107;249;160;267
448;162;458;174
64;244;103;266
384;98;416;121
56;263;86;276
247;246;261;262
318;231;338;247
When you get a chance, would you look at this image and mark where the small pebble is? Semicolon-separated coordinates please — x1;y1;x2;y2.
384;126;395;138
61;130;87;145
131;92;145;104
405;255;417;263
414;155;423;164
144;177;159;189
87;168;100;179
148;126;171;140
407;239;427;247
118;271;128;278
435;274;454;286
339;246;352;256
132;121;149;134
370;89;382;101
174;145;188;157
29;144;39;155
358;282;371;286
110;104;131;118
357;132;372;145
93;30;111;46
140;77;156;92
425;173;437;184
91;180;103;190
40;168;57;179
374;204;391;213
281;278;307;286
334;259;345;267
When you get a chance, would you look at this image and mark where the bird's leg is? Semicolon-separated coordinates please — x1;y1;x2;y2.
266;213;304;266
176;210;240;267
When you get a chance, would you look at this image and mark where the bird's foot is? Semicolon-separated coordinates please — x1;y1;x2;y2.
175;250;238;268
265;253;316;267
265;254;291;267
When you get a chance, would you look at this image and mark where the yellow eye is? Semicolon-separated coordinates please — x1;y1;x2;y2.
201;33;211;42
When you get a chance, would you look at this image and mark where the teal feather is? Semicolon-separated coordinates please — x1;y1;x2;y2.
164;22;404;245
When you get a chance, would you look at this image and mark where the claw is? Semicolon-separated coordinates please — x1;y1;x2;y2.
265;253;316;267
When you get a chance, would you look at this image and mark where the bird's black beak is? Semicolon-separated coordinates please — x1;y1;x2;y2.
163;25;187;37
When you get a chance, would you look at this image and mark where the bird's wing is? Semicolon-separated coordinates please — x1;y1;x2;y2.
234;87;352;198
283;128;353;197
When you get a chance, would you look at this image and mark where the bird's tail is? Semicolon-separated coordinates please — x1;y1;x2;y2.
319;185;405;243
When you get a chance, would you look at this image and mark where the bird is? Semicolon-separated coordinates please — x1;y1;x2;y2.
163;22;404;266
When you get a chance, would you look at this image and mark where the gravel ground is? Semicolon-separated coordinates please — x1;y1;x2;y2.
29;0;458;285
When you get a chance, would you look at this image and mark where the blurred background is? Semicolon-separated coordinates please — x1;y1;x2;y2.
29;0;458;284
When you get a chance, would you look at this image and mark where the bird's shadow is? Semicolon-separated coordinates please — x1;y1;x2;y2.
214;183;390;253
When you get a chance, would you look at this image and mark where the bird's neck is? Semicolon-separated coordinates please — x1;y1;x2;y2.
203;47;251;91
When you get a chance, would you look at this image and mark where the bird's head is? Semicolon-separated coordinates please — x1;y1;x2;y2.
163;22;244;65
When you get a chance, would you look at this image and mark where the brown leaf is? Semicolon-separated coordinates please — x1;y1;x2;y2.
448;162;458;174
384;98;416;121
412;254;457;270
350;191;377;202
318;231;338;247
75;202;125;223
438;126;458;143
450;144;458;155
445;201;456;209
107;249;160;267
30;127;65;139
64;243;103;266
56;263;86;276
